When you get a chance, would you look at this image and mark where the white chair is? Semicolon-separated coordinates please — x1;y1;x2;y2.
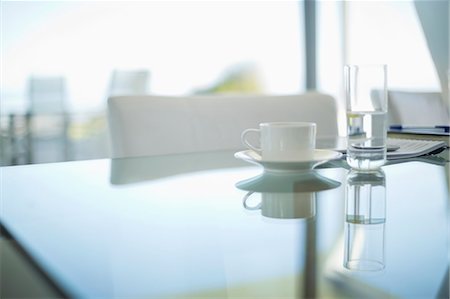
387;90;450;126
23;76;70;163
28;76;67;115
108;93;339;158
108;69;150;97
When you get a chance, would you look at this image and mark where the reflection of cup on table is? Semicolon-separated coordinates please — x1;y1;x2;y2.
241;122;316;161
345;64;388;170
243;191;316;219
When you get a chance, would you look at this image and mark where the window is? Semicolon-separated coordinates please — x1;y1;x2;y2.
1;1;304;165
317;0;445;135
2;1;304;113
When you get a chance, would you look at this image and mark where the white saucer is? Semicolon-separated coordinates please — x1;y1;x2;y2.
234;149;343;172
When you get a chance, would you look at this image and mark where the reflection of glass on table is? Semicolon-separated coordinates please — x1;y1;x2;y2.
344;169;386;272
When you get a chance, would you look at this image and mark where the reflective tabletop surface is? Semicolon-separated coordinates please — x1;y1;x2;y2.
1;150;449;298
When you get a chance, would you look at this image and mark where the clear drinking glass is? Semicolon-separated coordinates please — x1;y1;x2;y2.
345;65;388;170
344;169;386;272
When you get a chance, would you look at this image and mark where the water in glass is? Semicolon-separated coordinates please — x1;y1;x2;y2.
346;111;387;170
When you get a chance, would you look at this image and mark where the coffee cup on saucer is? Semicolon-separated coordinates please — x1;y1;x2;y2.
241;122;316;161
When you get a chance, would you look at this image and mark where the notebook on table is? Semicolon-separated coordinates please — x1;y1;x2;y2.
388;125;450;136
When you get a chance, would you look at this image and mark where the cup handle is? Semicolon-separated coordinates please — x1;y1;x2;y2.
242;191;261;210
241;128;261;153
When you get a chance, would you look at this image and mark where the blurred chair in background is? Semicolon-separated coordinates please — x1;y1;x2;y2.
5;76;70;165
26;76;70;163
28;76;67;115
387;90;450;126
107;93;339;158
108;69;150;97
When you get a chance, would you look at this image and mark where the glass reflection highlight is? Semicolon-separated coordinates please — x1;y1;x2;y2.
344;169;386;272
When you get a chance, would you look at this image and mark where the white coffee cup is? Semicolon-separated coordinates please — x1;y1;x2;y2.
243;191;316;219
241;122;316;161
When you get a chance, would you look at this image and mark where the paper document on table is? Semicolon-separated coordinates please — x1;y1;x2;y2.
317;137;447;160
386;138;447;160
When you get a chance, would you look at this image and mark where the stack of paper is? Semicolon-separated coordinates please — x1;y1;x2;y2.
386;138;447;160
317;136;448;160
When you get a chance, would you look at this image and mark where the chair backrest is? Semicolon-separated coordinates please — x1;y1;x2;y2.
108;93;339;158
28;76;67;115
388;90;450;126
108;70;150;97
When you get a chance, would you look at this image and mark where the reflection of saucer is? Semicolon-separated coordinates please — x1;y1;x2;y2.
234;150;342;172
235;170;341;193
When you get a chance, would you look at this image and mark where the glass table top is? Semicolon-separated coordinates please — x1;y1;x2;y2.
1;150;449;298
